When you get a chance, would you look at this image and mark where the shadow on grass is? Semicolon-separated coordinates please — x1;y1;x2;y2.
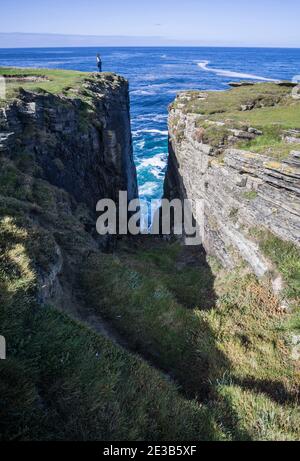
235;377;300;406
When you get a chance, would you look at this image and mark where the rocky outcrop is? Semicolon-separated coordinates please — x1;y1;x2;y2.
0;72;138;303
0;73;138;211
165;92;300;279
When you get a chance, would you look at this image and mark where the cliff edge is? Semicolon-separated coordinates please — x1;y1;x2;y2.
0;69;138;210
165;83;300;293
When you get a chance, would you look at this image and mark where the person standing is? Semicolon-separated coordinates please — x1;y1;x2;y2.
96;53;102;72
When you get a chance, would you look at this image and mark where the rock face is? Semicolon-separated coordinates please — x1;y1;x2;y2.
0;73;138;211
0;72;138;302
165;93;300;278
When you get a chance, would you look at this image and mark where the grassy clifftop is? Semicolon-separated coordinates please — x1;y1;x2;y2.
0;67;121;106
173;83;300;159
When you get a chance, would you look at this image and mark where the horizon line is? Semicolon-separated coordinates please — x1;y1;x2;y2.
0;32;299;49
1;45;300;50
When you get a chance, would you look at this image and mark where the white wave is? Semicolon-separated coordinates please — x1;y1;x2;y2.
154;114;168;121
139;181;159;196
162;64;178;68
151;169;165;179
137;153;167;180
134;139;146;149
137;129;168;135
147;83;169;89
166;89;181;95
142;74;159;81
133;114;168;122
39;51;74;54
137;153;167;171
131;83;170;96
131;89;156;96
197;61;279;82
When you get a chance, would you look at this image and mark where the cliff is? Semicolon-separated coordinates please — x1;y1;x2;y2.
0;70;138;303
165;83;300;290
0;70;137;210
1;70;300;441
0;69;223;442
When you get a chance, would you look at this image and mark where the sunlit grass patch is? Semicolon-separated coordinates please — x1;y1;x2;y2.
178;83;300;160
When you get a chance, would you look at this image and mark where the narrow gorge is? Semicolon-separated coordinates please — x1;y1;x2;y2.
165;83;300;295
0;69;299;441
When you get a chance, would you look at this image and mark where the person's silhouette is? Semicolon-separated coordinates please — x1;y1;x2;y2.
96;53;102;72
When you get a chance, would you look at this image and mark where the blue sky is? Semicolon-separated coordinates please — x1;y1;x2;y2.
1;0;300;47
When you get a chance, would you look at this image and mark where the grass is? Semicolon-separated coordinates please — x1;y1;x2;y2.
80;242;219;397
1;73;299;440
0;147;223;441
251;230;300;302
0;193;221;442
177;83;300;160
243;191;258;201
0;67;87;102
1;163;300;441
2;155;296;440
201;125;231;147
179;84;291;117
81;239;300;440
231;103;300;128
249;229;300;339
0;67;120;105
4;170;298;441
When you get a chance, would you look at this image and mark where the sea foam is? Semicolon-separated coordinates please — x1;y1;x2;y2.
197;61;279;82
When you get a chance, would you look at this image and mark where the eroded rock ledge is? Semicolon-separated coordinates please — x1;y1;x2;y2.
165;84;300;279
0;71;138;302
0;72;138;210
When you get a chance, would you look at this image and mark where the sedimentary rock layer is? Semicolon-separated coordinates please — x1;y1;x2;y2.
165;86;300;277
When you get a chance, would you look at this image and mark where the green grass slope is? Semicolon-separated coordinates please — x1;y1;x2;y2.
0;169;220;442
175;83;300;160
81;238;300;441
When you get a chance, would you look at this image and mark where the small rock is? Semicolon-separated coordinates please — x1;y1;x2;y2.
235;176;248;187
276;81;298;88
229;129;256;140
272;275;283;295
283;151;300;167
283;136;300;144
282;130;300;144
291;334;300;361
0;131;14;151
228;81;255;88
248;127;263;135
241;103;255;111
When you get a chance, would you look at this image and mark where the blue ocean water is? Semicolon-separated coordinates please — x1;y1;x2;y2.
0;47;299;202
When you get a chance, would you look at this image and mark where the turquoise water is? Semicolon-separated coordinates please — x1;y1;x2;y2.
0;47;299;202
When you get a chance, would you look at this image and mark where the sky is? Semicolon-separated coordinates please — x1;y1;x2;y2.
1;0;300;47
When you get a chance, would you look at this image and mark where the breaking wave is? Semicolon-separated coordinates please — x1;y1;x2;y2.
133;129;168;136
137;153;167;179
197;61;279;82
139;181;160;197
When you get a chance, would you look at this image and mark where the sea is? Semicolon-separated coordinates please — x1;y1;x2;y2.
0;47;299;203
